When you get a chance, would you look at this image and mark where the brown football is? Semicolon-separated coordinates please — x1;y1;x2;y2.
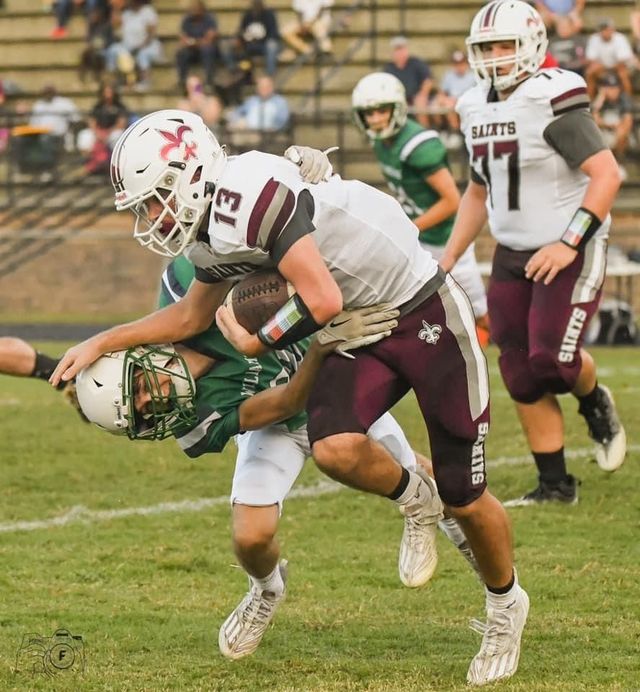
224;269;295;333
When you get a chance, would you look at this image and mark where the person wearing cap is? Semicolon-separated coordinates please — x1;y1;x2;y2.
383;36;433;127
535;0;584;35
592;73;634;169
585;18;636;97
431;50;476;132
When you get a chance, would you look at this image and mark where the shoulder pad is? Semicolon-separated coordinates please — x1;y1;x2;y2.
522;69;589;114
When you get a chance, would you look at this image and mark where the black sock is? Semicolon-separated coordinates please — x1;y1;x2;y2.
32;352;61;386
387;467;410;500
577;381;600;410
533;448;568;486
487;570;515;595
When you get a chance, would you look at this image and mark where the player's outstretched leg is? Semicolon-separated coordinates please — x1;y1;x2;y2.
577;384;626;472
218;559;288;660
467;571;530;686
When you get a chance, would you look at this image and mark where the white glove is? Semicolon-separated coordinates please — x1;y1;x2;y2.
316;304;399;359
284;145;339;184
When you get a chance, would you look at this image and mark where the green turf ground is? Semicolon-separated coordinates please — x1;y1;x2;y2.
0;344;638;691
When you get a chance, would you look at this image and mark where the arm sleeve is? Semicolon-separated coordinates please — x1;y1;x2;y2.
194;266;224;284
543;109;607;169
270;189;316;264
176;408;241;457
406;137;448;177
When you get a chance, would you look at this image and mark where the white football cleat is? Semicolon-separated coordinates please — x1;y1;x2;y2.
467;584;530;686
218;560;287;660
398;473;444;587
578;385;626;472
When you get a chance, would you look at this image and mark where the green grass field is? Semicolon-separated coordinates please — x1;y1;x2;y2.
0;344;638;691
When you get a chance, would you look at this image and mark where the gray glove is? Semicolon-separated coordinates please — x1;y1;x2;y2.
316;304;399;358
284;145;338;184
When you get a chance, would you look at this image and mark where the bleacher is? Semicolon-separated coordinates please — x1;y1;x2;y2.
0;0;638;312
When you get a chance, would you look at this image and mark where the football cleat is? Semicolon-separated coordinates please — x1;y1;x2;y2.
467;584;530;686
398;473;444;587
578;385;626;472
503;475;579;507
218;560;287;660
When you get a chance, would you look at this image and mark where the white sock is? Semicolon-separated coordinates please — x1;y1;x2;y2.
251;563;284;595
486;570;520;608
394;470;432;507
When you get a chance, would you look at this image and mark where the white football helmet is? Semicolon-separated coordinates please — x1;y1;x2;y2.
466;0;548;91
75;345;197;441
352;72;408;140
110;109;227;257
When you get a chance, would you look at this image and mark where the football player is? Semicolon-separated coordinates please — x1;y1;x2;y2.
351;72;490;344
440;0;626;527
0;337;87;421
75;255;475;660
53;111;526;685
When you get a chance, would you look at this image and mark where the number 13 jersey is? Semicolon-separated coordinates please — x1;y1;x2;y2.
456;68;610;251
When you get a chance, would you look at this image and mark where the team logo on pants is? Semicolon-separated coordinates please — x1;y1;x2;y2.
418;321;442;345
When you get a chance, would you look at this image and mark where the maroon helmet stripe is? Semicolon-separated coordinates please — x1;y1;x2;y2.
482;1;500;29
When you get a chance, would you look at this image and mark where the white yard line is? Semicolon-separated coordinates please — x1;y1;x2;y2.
1;445;638;535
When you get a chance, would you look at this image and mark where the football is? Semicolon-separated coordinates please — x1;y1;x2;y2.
224;269;295;333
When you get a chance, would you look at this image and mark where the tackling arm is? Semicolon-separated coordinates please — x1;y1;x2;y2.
50;278;232;385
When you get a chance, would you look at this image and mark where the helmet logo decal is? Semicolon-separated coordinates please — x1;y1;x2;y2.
157;125;198;162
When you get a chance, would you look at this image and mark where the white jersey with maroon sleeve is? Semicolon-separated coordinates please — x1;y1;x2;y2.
187;150;438;309
456;68;610;251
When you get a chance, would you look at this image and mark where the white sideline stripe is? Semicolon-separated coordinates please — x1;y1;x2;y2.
2;445;639;535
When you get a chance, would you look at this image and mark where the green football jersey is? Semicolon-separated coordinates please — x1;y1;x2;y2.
158;257;309;458
373;119;453;246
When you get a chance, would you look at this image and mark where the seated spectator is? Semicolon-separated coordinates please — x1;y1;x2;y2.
631;1;640;56
226;75;290;147
106;0;163;91
79;0;114;84
77;83;129;173
51;0;90;39
383;36;433;128
548;15;588;75
29;84;80;151
177;75;223;130
535;0;584;35
281;0;333;58
592;73;634;176
430;50;475;133
586;18;636;97
176;0;220;91
225;0;281;77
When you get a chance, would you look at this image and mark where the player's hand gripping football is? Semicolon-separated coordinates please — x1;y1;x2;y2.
215;304;268;357
525;241;578;285
316;304;399;359
284;145;339;184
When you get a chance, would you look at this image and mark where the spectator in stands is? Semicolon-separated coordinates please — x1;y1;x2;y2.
431;50;475;133
176;0;220;92
177;74;223;131
631;1;640;57
0;80;8;154
226;75;290;146
535;0;584;35
106;0;163;91
77;82;129;173
548;14;588;75
29;84;80;151
79;0;114;84
225;0;281;77
281;0;333;58
51;0;90;39
592;73;634;177
383;36;433;128
586;18;636;97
